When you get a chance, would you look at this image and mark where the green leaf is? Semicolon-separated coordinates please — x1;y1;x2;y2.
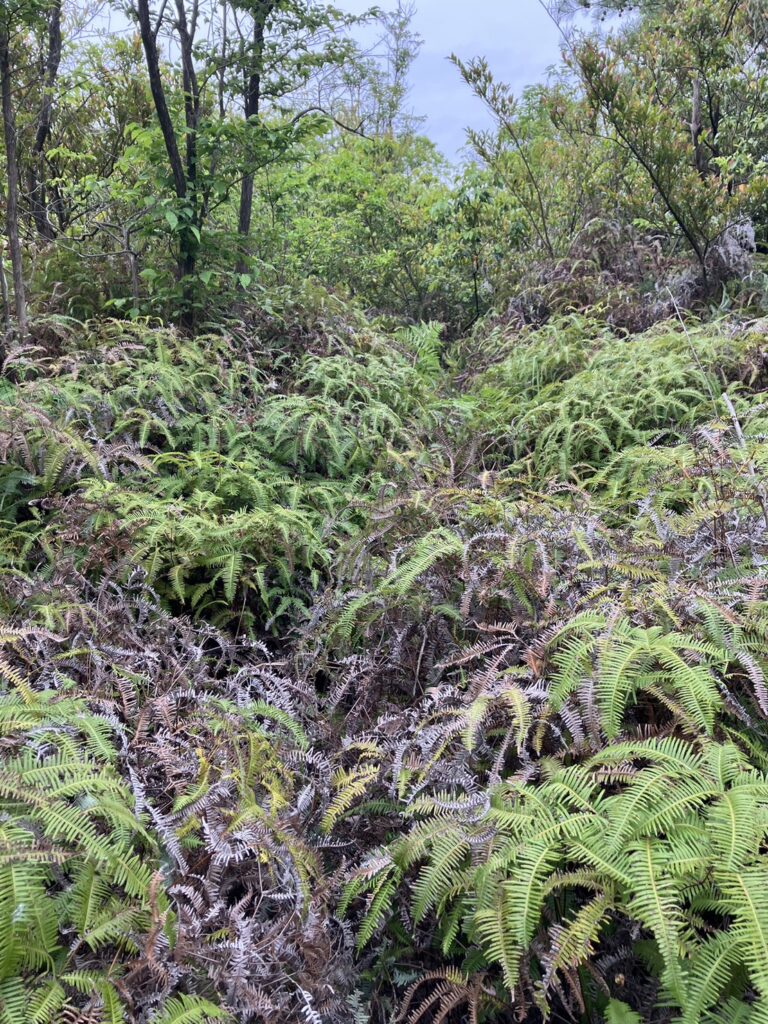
605;1000;643;1024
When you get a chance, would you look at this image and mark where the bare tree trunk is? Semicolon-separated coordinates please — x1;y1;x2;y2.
218;1;228;119
0;24;27;340
27;0;61;241
236;2;274;276
135;0;187;200
173;0;202;327
174;0;200;170
135;0;198;326
0;241;10;337
691;76;707;178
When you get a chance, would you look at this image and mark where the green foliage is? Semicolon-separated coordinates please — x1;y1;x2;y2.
150;996;230;1024
0;316;443;630
316;310;768;1021
471;317;761;485
257;135;514;331
5;297;768;1023
4;0;768;1018
0;636;159;1023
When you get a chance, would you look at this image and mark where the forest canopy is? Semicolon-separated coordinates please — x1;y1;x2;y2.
2;1;768;1023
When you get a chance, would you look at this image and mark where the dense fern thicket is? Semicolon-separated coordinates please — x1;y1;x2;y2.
2;303;768;1023
5;0;768;1017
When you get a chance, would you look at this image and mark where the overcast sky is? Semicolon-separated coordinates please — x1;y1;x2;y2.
342;0;565;159
99;1;565;161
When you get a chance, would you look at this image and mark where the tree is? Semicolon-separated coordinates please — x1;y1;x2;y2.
128;0;363;324
234;0;274;270
465;0;768;297
25;0;61;241
222;0;365;272
132;0;198;319
319;0;425;139
0;0;90;338
553;0;768;288
0;0;49;340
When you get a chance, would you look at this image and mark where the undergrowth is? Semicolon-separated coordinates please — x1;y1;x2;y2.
2;307;768;1023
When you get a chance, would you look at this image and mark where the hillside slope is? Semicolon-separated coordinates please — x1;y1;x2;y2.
2;309;768;1023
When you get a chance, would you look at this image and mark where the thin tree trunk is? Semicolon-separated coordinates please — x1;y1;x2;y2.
135;0;187;200
173;0;202;327
218;1;228;119
135;0;198;325
0;24;27;339
0;240;10;338
27;0;61;241
691;76;707;178
236;176;256;277
174;0;200;195
236;2;273;275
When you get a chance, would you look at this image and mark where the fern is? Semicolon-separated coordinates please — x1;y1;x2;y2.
150;995;230;1023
